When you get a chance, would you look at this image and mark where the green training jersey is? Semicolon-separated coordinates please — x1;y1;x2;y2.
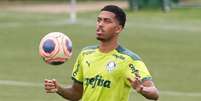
72;45;152;101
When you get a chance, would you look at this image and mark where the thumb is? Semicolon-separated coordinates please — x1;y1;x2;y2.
52;79;57;84
52;79;62;91
52;79;59;88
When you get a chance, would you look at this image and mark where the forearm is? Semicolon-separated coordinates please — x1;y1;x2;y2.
139;86;159;100
56;85;82;101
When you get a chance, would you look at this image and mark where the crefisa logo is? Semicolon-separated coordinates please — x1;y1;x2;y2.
106;61;117;72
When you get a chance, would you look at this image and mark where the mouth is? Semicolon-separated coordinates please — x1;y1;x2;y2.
96;28;104;36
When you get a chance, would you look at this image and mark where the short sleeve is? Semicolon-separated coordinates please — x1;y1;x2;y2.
71;52;83;84
125;60;152;86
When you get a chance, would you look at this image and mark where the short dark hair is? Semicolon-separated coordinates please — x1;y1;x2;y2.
101;5;126;28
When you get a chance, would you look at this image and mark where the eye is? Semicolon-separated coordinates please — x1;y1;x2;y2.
104;18;112;24
97;17;101;23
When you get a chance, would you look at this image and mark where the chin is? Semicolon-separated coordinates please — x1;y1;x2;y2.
96;37;102;40
96;37;104;41
96;37;110;42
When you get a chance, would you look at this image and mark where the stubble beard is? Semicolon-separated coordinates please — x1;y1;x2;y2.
96;37;105;41
96;35;112;42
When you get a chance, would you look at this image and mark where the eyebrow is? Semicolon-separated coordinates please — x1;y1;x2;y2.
97;16;113;21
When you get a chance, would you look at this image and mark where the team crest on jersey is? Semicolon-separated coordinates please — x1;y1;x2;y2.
106;61;117;72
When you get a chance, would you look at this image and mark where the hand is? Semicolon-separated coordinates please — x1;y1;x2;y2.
127;77;143;93
44;79;60;93
127;71;143;93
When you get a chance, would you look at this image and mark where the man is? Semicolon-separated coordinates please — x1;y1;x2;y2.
44;5;159;101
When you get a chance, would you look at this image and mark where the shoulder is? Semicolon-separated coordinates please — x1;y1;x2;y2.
81;45;98;55
82;45;98;51
116;45;141;60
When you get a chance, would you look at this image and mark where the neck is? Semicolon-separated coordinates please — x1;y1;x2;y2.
99;38;119;53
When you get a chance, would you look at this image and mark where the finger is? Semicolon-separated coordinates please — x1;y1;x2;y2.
44;83;57;91
45;80;56;86
44;79;58;93
134;70;141;77
135;77;140;80
52;79;56;82
52;79;57;86
127;77;141;84
44;81;55;86
44;80;53;85
44;85;56;90
127;78;133;83
44;82;56;87
134;77;142;85
128;79;139;89
44;81;56;90
45;86;57;90
44;79;51;83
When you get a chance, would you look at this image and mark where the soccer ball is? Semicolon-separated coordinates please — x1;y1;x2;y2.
39;32;72;65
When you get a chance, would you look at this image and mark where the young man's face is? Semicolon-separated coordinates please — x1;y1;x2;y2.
96;11;122;42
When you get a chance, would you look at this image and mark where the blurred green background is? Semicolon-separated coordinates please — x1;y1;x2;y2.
0;0;201;101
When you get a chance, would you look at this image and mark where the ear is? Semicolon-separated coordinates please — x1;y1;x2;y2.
115;25;123;34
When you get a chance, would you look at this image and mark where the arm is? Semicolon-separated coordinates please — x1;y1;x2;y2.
44;79;83;101
128;77;159;100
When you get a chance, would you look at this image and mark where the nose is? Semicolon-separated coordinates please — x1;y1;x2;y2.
97;21;103;27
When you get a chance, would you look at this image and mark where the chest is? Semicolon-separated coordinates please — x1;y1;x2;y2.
81;53;126;78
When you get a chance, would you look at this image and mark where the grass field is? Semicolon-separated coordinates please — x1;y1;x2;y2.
0;7;201;101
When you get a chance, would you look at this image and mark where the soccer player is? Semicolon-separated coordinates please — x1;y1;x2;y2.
44;5;159;101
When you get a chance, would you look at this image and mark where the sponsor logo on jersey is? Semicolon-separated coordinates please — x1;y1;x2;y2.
85;75;111;88
129;63;140;77
106;61;117;72
129;63;137;74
